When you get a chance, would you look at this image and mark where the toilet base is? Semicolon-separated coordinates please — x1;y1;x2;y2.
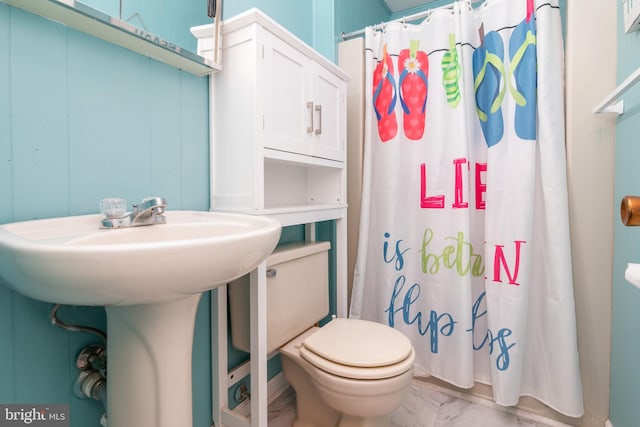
338;414;390;427
287;368;393;427
284;353;341;427
292;414;390;427
282;341;403;427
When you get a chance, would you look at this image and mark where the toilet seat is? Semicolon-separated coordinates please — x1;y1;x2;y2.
300;318;415;380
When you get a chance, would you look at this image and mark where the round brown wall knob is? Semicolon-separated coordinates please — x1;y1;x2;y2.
621;196;640;226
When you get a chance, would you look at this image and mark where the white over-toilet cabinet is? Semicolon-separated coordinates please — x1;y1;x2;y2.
197;9;350;427
211;11;348;215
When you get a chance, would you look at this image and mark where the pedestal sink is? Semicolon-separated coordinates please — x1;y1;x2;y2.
0;210;281;427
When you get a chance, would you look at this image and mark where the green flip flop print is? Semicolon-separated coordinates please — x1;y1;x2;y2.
441;34;462;108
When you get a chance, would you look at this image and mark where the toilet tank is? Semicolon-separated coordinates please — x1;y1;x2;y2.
228;241;331;353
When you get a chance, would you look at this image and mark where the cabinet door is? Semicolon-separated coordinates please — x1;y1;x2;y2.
310;64;346;162
261;31;311;156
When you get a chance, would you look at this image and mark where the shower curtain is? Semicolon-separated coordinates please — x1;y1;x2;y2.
350;0;584;417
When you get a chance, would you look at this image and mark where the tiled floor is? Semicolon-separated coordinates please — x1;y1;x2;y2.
268;378;571;427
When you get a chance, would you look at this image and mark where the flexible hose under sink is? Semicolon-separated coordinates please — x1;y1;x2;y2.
49;304;107;342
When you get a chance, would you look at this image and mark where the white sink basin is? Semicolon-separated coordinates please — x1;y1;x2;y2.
0;210;281;305
0;209;281;427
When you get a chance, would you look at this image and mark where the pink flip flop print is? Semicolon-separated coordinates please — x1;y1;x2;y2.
372;44;398;143
399;40;429;141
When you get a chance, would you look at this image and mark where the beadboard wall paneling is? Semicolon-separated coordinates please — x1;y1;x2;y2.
0;5;211;427
0;3;11;224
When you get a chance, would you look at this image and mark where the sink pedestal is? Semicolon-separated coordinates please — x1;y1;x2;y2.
105;293;202;427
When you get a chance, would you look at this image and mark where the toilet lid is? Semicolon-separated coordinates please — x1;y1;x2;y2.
300;343;414;380
302;318;413;368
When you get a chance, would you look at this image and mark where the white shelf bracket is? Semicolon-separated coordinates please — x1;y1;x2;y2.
594;66;640;115
600;101;625;115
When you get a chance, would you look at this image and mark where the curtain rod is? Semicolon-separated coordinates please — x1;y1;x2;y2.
341;0;483;41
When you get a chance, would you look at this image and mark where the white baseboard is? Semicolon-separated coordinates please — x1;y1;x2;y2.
267;372;290;404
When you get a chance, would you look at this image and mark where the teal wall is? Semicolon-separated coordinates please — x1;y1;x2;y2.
0;4;211;427
335;0;391;40
223;0;392;62
223;0;314;46
223;0;339;62
610;2;640;427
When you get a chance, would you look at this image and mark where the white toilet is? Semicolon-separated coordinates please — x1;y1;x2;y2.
229;241;415;427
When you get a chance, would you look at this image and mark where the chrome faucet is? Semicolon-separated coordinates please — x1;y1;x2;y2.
99;197;167;228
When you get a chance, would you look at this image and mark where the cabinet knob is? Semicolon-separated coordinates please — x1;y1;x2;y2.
266;268;277;278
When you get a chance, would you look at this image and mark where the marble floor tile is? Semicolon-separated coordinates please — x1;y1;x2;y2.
268;387;296;427
390;382;451;427
268;378;567;427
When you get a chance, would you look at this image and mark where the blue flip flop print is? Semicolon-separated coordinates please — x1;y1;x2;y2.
509;15;537;141
473;30;506;148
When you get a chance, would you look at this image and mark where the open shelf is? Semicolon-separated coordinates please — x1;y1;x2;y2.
264;159;343;209
1;0;220;76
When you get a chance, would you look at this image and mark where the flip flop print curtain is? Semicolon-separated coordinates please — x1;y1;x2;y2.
351;0;584;416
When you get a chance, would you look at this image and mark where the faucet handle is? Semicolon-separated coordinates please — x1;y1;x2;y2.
140;196;166;210
99;198;128;218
